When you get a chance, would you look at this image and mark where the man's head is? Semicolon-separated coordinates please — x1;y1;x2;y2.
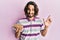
24;1;39;18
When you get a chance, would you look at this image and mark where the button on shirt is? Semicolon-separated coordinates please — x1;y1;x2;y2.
16;17;44;40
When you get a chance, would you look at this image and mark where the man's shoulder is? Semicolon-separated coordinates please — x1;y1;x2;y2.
18;18;27;21
35;17;42;20
35;17;43;22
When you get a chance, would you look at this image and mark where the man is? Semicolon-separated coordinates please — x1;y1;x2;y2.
13;1;52;40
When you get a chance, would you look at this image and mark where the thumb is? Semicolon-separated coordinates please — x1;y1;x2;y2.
43;18;45;22
43;18;45;24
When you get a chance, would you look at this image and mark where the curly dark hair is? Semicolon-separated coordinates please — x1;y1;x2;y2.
24;1;39;17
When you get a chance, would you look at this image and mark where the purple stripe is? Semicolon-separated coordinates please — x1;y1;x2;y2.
21;33;40;36
26;17;39;21
19;17;39;21
23;24;43;28
18;18;27;20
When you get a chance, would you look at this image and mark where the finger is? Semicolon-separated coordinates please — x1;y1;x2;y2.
14;24;18;27
46;15;51;21
48;15;52;22
43;18;44;22
49;18;52;22
16;29;18;32
43;18;45;24
13;24;17;29
47;15;51;19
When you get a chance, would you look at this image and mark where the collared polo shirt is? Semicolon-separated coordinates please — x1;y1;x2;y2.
16;17;44;40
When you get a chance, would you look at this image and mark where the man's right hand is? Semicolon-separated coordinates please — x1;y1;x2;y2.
13;24;23;32
13;24;23;38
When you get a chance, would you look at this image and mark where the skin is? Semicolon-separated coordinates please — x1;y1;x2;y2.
13;4;52;38
13;24;23;38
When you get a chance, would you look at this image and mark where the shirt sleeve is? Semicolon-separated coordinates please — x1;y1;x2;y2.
40;19;45;30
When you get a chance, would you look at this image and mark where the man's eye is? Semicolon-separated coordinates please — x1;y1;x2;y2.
27;10;29;13
27;8;30;10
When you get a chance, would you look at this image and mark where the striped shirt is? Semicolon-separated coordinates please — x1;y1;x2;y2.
17;17;44;40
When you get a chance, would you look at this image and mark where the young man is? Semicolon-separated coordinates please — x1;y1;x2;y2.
13;1;52;40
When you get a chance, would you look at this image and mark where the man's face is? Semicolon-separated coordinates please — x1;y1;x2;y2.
27;5;35;18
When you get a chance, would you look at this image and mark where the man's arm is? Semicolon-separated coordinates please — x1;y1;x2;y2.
40;25;48;36
15;29;21;38
40;15;52;36
13;24;23;38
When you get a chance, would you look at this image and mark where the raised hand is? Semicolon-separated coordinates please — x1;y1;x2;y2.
13;24;23;32
43;15;52;29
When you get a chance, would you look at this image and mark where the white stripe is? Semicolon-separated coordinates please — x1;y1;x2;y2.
22;27;40;34
22;27;30;34
19;19;31;26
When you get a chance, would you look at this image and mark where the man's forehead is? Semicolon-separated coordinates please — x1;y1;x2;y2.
28;5;34;9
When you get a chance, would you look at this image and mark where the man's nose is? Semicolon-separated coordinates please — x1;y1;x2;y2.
30;11;32;14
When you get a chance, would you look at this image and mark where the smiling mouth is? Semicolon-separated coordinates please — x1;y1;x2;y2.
28;15;34;18
26;13;34;17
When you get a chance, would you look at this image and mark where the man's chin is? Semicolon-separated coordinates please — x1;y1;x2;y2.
28;16;34;18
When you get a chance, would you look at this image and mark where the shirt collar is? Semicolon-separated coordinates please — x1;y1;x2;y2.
26;17;35;21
